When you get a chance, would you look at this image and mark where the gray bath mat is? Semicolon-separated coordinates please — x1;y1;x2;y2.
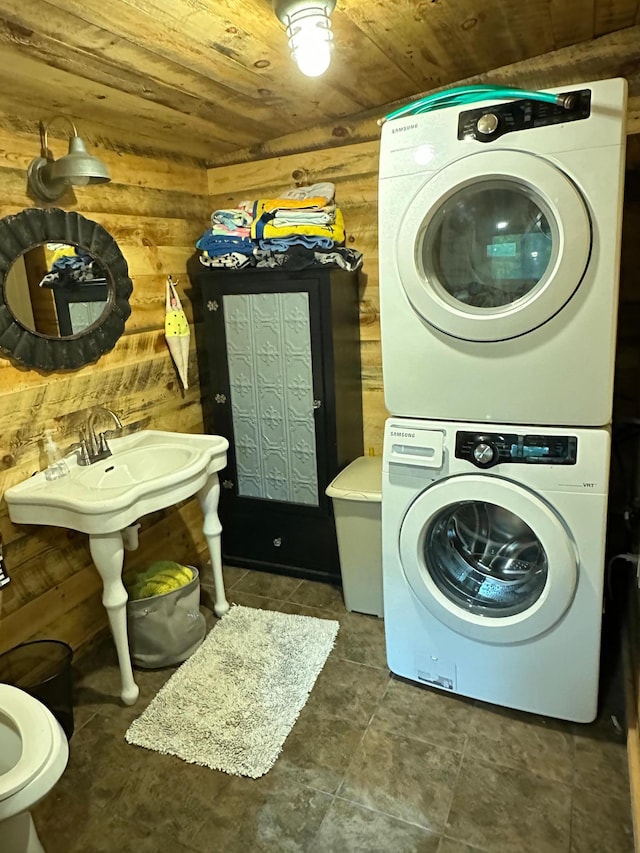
125;605;339;778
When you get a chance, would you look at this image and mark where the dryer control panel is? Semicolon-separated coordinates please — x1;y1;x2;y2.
455;431;578;468
457;89;591;143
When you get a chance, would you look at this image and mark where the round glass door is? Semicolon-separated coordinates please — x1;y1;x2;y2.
396;150;592;342
423;181;554;310
426;500;548;617
399;475;578;643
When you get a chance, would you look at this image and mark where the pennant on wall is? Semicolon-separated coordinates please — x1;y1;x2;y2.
164;276;190;390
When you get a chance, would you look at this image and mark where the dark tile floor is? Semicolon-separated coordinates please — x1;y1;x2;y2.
33;566;633;853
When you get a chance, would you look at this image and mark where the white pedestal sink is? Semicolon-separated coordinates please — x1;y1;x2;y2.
4;430;230;706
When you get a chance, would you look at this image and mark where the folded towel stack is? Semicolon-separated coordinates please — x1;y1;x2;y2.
195;182;362;272
196;206;254;258
251;183;343;250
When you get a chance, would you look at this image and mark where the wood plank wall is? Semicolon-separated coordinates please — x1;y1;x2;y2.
0;113;212;656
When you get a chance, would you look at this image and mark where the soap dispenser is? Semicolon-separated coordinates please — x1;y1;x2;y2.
43;429;70;481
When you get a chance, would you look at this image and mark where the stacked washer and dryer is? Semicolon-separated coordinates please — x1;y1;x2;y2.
378;78;628;722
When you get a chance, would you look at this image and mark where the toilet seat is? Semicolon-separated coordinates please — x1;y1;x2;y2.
0;685;56;801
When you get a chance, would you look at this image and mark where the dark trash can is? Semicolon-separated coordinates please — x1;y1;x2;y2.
0;639;74;740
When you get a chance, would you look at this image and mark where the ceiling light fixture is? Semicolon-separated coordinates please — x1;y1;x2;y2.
27;114;111;202
273;0;336;78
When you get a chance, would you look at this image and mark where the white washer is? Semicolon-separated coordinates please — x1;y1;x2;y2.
382;417;610;722
379;78;627;426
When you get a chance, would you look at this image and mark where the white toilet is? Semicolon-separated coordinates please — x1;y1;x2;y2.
0;684;69;853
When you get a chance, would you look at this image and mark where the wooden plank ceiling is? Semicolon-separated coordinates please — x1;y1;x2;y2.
0;0;638;166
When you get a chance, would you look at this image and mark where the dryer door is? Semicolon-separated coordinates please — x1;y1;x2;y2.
398;474;578;643
396;150;591;342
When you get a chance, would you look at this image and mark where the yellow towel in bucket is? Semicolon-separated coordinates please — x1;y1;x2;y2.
126;560;193;601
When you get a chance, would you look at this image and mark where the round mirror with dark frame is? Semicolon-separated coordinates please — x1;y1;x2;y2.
0;208;133;371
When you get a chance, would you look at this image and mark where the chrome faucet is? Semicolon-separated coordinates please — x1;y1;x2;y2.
82;407;123;464
68;432;92;466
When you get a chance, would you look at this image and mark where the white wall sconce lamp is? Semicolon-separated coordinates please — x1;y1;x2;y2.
272;0;336;78
27;115;111;202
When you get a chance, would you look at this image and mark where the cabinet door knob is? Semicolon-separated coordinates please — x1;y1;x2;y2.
222;480;234;489
273;537;282;547
313;399;322;409
215;393;227;404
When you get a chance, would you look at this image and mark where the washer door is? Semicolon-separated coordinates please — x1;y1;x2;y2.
396;150;592;342
398;475;578;643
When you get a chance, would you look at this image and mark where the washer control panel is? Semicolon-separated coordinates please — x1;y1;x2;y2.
455;431;578;468
457;88;591;143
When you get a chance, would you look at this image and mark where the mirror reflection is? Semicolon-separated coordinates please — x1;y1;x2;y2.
4;242;112;338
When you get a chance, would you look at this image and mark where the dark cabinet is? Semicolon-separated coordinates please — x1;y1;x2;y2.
191;264;363;583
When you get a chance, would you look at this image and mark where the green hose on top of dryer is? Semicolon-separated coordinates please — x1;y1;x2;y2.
379;84;577;125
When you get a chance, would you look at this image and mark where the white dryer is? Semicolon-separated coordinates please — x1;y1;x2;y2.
378;78;627;426
382;417;610;722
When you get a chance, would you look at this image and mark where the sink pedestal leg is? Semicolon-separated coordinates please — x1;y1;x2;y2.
89;531;139;706
198;473;229;617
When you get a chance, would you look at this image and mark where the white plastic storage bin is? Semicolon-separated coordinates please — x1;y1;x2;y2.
326;456;383;617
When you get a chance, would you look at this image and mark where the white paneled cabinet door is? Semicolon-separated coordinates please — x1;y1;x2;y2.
223;291;319;506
